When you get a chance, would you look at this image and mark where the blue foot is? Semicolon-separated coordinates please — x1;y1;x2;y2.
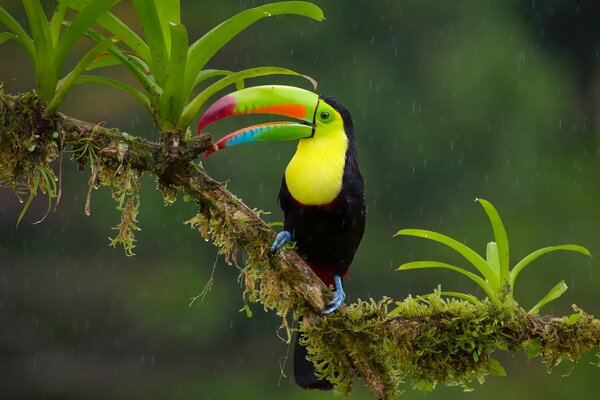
323;275;346;315
270;230;292;252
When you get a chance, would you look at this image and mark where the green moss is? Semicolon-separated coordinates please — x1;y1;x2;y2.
0;94;142;253
0;94;58;224
296;291;599;398
105;166;141;256
186;206;301;342
158;178;178;205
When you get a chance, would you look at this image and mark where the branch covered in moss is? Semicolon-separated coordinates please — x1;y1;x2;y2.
0;92;326;306
1;92;599;400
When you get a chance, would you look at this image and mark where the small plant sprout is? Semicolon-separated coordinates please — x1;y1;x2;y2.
395;198;591;313
0;0;122;115
16;164;57;227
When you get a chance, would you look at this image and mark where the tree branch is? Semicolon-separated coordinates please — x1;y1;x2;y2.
1;92;599;399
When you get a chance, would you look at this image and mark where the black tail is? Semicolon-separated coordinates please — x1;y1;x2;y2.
293;332;333;390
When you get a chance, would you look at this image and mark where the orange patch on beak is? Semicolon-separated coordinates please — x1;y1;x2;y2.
249;103;307;119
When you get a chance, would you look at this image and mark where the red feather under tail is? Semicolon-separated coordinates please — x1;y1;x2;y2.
306;262;349;287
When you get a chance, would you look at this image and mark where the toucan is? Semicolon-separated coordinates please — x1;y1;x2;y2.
198;85;366;390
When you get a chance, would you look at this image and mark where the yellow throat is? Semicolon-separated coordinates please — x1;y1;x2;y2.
284;127;348;206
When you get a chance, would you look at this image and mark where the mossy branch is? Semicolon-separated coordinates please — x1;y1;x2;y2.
1;92;599;400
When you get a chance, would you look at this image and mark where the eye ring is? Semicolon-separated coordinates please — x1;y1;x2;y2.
320;111;330;120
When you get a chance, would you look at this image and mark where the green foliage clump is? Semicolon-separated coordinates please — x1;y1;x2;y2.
0;93;58;225
1;1;323;131
0;0;120;114
396;199;590;312
67;0;322;131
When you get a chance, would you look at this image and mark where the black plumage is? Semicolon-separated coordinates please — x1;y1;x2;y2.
278;96;366;390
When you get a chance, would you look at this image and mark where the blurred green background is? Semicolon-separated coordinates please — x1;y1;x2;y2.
1;0;600;398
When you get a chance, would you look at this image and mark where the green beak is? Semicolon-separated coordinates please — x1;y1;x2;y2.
198;85;320;156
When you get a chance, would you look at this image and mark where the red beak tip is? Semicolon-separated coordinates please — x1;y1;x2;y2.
204;143;221;158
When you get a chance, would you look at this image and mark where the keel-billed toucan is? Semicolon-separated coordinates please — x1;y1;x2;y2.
198;85;366;390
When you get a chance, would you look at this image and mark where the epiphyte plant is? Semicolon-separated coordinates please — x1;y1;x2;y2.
67;0;322;132
0;0;122;115
395;198;590;313
0;0;323;131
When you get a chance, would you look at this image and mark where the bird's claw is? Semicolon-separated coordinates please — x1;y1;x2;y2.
271;230;292;252
322;289;346;315
322;275;346;315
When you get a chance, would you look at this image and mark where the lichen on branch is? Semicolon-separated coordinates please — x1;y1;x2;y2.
1;92;599;400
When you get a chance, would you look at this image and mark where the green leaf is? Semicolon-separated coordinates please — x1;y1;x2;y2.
154;0;180;52
192;69;247;93
46;37;117;114
183;1;324;100
49;0;69;45
528;280;568;315
0;32;17;45
397;261;500;306
395;229;500;290
82;27;161;99
17;172;39;227
85;49;151;74
84;51;120;70
68;0;150;63
23;0;57;101
239;304;253;318
419;291;480;304
96;13;148;60
477;198;510;282
509;244;590;287
0;5;34;58
105;47;161;100
438;291;480;304
54;0;120;73
179;66;317;129
33;166;57;225
193;69;234;88
565;312;582;326
132;0;169;85
487;359;507;376
526;339;542;359
73;75;151;112
486;241;500;278
158;22;188;126
387;303;403;318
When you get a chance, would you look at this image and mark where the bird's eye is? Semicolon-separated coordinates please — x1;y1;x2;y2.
320;111;330;120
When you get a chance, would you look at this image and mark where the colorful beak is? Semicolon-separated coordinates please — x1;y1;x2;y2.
198;85;320;157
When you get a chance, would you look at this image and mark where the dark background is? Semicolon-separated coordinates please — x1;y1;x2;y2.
1;0;599;398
